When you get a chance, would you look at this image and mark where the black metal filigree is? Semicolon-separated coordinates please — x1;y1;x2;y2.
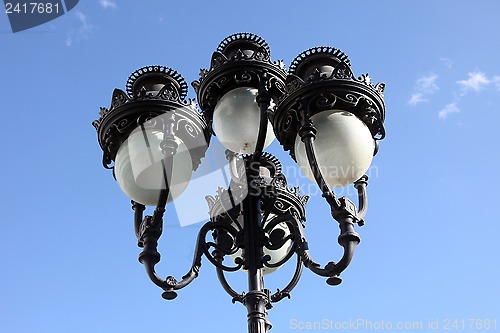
93;65;211;176
274;47;386;158
193;33;287;123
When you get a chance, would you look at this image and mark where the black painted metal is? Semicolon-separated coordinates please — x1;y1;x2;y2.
93;32;386;333
273;47;385;159
243;75;272;332
192;32;287;131
93;65;211;172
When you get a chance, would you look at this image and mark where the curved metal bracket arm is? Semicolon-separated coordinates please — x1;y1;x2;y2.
134;202;247;300
270;254;303;303
354;175;368;223
152;221;241;297
293;214;360;286
132;206;207;299
132;201;146;241
213;250;245;304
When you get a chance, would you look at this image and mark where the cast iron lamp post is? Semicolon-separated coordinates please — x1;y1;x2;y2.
93;32;385;333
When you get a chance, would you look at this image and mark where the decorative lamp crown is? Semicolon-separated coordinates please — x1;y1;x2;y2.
216;32;271;60
93;65;210;171
126;65;189;101
289;46;351;80
192;33;287;116
274;47;386;159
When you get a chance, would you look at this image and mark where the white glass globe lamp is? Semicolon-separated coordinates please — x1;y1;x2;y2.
213;87;275;154
294;110;374;188
114;128;193;206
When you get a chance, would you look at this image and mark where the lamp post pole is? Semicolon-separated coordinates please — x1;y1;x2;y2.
92;32;386;333
242;178;271;333
243;77;273;333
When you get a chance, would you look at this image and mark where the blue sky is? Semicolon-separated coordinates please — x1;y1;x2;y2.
1;1;499;332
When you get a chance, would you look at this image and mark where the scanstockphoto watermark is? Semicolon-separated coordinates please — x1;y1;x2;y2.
289;318;424;331
289;318;498;331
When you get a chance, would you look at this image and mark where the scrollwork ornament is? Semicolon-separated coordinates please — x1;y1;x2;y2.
211;52;228;70
332;62;354;79
157;83;180;101
274;200;285;211
114;118;132;134
344;93;358;105
137;112;161;129
282;109;299;134
215;76;229;89
271;173;287;189
269;76;286;97
234;71;254;85
102;127;119;168
252;47;270;62
285;76;304;96
375;82;385;98
111;89;129;109
315;92;337;110
176;117;199;138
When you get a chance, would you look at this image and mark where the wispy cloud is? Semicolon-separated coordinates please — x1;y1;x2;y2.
408;73;439;106
417;73;439;94
75;11;90;30
439;102;460;119
439;71;499;120
99;0;117;9
457;71;490;93
408;93;426;105
492;76;500;91
440;57;453;69
65;11;93;47
410;68;499;121
65;34;72;47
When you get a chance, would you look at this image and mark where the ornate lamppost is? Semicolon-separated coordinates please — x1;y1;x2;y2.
93;32;385;333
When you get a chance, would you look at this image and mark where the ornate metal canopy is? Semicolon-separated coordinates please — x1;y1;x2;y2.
274;46;385;159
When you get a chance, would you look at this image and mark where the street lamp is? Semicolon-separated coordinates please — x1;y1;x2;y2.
93;32;385;333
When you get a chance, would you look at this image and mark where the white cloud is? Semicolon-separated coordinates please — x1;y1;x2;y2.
65;11;93;47
75;11;90;30
457;71;490;93
494;76;500;91
439;103;460;119
408;73;439;105
65;33;72;47
416;73;439;94
99;0;117;9
410;69;499;120
440;57;453;69
408;93;427;106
